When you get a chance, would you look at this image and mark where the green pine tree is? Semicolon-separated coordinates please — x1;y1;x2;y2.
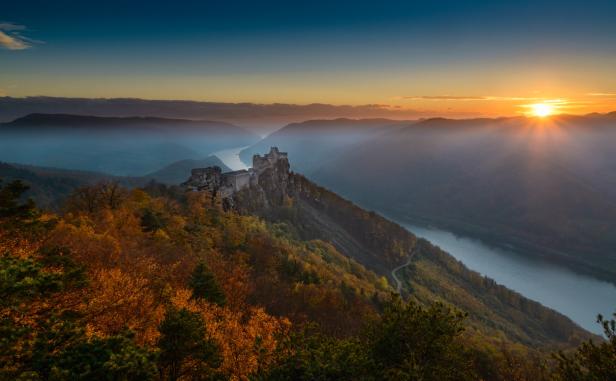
188;263;226;306
157;308;221;381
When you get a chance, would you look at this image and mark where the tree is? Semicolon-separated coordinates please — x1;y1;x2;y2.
188;263;226;306
260;328;369;381
140;208;168;233
99;181;128;210
66;185;102;214
157;307;221;381
365;296;475;381
553;312;616;380
37;329;157;381
0;179;51;243
0;247;157;380
0;179;39;221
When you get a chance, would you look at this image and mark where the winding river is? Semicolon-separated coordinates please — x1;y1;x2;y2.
214;146;616;335
400;223;616;335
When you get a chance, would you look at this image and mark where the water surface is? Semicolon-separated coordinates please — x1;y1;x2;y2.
213;146;249;171
402;223;616;335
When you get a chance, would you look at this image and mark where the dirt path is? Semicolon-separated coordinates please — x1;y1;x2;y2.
391;251;416;293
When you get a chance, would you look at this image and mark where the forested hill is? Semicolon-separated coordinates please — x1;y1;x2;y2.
228;163;595;349
0;155;609;380
0;157;229;209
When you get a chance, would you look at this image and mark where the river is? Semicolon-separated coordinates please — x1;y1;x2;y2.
401;223;616;335
213;146;616;335
212;146;249;171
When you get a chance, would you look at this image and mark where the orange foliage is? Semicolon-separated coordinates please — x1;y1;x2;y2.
172;289;291;380
82;267;165;345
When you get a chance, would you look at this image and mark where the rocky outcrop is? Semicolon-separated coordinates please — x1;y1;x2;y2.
183;147;290;209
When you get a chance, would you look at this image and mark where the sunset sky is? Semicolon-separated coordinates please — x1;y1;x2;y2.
2;0;616;117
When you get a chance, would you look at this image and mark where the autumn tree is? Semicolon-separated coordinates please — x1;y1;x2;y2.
98;180;128;209
0;247;158;380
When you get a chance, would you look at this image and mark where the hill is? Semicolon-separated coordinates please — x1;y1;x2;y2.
254;114;616;283
239;118;408;173
0;114;259;175
222;153;595;349
0;156;231;209
0;148;606;380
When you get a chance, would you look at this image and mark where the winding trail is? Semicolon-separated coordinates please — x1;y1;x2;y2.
391;250;417;294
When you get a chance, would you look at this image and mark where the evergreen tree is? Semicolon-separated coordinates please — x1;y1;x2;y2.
157;308;221;381
553;312;616;380
365;296;475;381
140;208;168;233
188;263;226;306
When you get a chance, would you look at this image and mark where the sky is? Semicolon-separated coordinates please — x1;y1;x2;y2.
2;0;616;117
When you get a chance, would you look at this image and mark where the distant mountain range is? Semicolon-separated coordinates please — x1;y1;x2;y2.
241;113;616;284
0;113;258;176
2;113;248;133
0;96;425;134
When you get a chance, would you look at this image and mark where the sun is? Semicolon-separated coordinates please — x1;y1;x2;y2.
530;103;554;117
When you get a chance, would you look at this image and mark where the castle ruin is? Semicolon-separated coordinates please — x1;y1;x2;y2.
183;147;289;200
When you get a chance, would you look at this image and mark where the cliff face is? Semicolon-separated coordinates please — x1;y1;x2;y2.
224;150;413;274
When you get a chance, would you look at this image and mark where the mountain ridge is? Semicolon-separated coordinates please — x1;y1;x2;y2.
184;148;596;348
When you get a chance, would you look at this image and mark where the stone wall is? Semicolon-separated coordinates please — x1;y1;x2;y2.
183;147;289;204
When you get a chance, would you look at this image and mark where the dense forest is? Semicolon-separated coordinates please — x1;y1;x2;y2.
1;178;614;380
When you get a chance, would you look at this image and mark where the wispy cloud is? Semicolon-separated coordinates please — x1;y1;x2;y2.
0;22;41;50
398;95;541;102
587;92;616;97
0;22;26;31
401;95;487;101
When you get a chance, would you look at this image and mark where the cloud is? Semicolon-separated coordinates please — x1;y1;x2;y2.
0;22;40;50
587;93;616;97
0;30;31;50
400;95;487;101
0;22;26;31
398;95;541;102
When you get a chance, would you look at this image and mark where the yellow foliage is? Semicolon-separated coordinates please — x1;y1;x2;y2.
48;219;121;268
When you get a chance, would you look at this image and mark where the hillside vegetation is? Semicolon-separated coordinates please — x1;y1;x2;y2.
0;174;611;380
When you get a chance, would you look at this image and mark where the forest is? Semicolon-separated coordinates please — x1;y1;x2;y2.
1;178;614;380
